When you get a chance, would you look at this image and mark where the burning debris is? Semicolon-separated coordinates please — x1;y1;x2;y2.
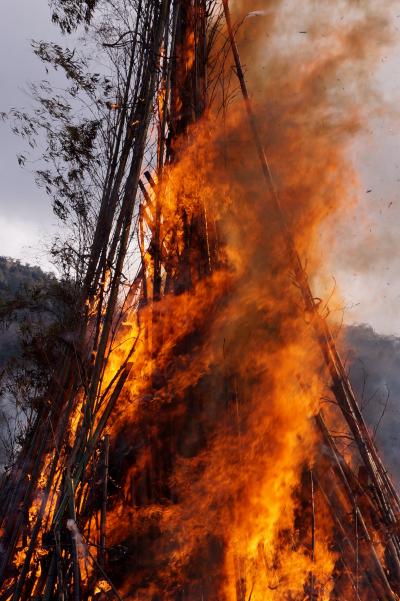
0;0;399;600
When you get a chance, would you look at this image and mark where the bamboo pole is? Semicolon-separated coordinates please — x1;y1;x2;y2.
51;362;132;531
55;528;65;601
67;474;80;601
83;0;145;299
316;413;397;600
84;0;171;441
10;449;59;601
99;435;110;568
42;555;57;601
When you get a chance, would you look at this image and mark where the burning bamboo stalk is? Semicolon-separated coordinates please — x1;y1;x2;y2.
84;0;171;439
41;555;57;601
47;361;133;547
10;450;60;601
316;413;397;600
87;550;123;601
3;12;175;584
0;364;76;585
153;3;180;302
66;474;80;601
317;475;362;599
54;528;65;601
99;434;110;569
0;368;78;592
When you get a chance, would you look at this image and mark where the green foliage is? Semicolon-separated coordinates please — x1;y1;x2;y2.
2;31;116;281
32;42;106;95
5;64;105;226
49;0;99;34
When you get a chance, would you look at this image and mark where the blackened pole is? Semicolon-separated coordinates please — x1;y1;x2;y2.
99;434;110;568
221;0;400;578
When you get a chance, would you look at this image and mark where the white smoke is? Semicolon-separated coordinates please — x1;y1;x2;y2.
66;519;88;564
245;10;269;19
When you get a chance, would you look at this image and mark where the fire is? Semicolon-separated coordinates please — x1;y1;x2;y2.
1;1;397;599
96;114;340;596
93;2;396;598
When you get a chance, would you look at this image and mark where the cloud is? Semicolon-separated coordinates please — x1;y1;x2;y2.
0;214;54;270
0;0;61;271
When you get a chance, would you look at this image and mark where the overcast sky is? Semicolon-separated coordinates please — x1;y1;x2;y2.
0;0;61;270
1;0;400;336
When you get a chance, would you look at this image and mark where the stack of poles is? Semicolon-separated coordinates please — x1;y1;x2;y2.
0;1;216;599
0;1;400;599
0;0;172;598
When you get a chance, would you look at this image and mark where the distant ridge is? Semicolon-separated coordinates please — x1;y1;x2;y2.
0;256;53;302
344;324;400;484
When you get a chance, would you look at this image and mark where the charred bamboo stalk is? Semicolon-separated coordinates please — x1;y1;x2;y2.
99;435;110;568
66;474;80;601
54;528;65;601
83;0;148;299
42;555;57;601
316;413;397;600
139;179;155;213
317;474;376;600
85;0;171;435
138;204;149;304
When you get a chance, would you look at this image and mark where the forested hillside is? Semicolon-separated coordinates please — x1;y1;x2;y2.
0;257;56;468
0;257;50;302
345;325;400;484
0;257;53;366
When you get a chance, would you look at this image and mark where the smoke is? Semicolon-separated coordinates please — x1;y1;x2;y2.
66;519;88;564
